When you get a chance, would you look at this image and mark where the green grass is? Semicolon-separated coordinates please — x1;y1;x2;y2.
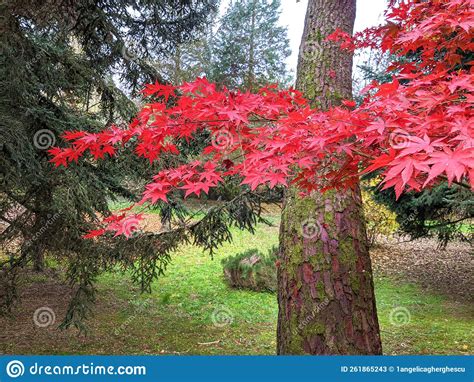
95;219;280;355
375;278;472;354
3;205;472;355
457;222;473;234
91;216;472;355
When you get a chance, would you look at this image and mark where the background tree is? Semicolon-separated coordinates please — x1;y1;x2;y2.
210;0;292;90
276;0;382;354
0;0;217;328
153;27;214;85
373;183;473;246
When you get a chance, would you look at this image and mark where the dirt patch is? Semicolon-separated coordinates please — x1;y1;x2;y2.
0;268;138;354
0;268;76;353
371;238;473;303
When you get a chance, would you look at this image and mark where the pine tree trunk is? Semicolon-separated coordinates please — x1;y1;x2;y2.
246;0;257;90
276;0;382;355
33;251;45;272
31;213;46;272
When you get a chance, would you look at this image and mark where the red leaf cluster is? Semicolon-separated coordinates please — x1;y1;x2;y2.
50;0;474;238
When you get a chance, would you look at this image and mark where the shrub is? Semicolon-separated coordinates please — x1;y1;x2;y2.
362;180;399;247
221;246;278;292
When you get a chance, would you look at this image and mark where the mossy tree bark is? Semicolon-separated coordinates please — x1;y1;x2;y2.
276;0;382;354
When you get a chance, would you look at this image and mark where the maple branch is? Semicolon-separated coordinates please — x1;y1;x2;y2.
351;149;374;160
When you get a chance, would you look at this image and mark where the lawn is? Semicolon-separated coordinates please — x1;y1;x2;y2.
0;206;472;355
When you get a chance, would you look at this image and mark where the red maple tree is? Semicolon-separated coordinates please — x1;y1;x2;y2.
50;0;473;238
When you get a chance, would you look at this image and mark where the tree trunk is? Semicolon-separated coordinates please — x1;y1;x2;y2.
30;213;47;272
33;250;45;272
276;0;382;355
246;0;257;90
